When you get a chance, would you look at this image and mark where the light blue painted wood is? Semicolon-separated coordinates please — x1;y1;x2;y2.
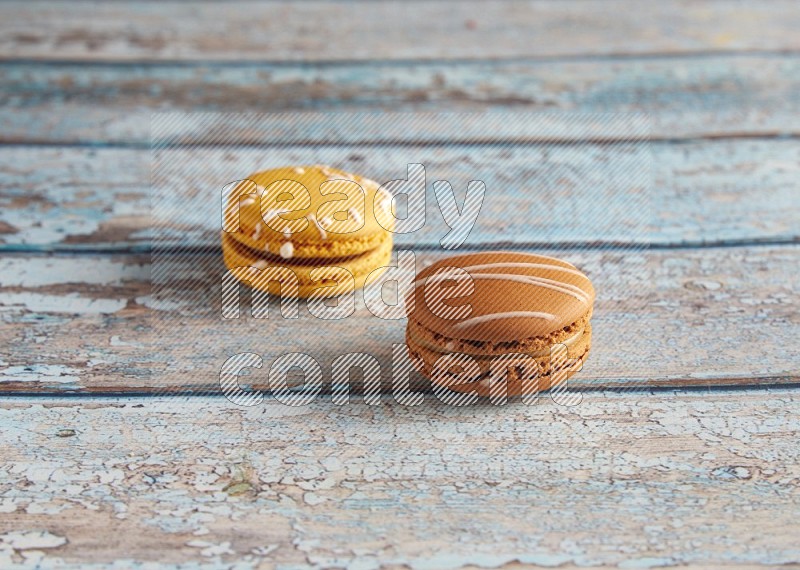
3;0;799;63
1;246;797;393
2;55;800;144
1;140;798;251
2;388;799;565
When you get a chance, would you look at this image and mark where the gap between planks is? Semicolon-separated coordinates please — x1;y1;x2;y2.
3;238;799;256
3;381;800;401
6;48;800;68
6;134;800;150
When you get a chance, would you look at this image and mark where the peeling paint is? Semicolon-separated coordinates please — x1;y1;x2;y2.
0;392;799;567
0;257;147;288
0;364;80;384
0;292;126;314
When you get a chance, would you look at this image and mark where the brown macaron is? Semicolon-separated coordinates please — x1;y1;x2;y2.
405;251;595;397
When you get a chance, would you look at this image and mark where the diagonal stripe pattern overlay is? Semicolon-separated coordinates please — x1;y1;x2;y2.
149;112;651;409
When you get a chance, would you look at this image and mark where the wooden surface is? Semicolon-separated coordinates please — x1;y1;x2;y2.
2;139;799;252
1;246;797;394
4;1;800;62
4;55;800;145
2;389;800;568
1;1;799;568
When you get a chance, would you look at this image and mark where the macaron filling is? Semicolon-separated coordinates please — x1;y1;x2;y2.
407;320;587;360
222;231;393;298
406;325;592;388
233;223;391;259
408;311;592;356
224;232;389;270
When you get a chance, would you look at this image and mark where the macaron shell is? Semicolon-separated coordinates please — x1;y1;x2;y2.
406;323;592;397
409;251;595;341
224;165;393;258
430;349;590;398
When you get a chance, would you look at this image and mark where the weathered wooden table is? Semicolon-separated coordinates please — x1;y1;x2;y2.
1;2;798;568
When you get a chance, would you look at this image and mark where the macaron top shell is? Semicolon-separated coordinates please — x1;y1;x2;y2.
408;251;595;342
224;165;392;254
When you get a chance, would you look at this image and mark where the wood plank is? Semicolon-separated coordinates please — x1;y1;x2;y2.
1;389;800;567
2;1;799;62
2;139;798;252
1;245;797;394
3;55;800;145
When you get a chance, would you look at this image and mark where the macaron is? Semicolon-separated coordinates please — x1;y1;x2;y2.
405;251;595;397
222;165;394;298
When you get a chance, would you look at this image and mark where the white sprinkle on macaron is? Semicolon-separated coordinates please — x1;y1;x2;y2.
280;242;294;259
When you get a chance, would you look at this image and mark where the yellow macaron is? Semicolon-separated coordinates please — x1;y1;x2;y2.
222;165;393;298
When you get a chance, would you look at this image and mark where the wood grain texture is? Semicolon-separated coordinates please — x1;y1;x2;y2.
2;1;800;62
2;1;798;567
3;55;800;144
1;246;797;394
2;139;799;252
2;389;800;567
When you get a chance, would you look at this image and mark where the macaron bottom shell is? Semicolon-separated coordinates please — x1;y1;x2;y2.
406;321;592;398
222;232;393;298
